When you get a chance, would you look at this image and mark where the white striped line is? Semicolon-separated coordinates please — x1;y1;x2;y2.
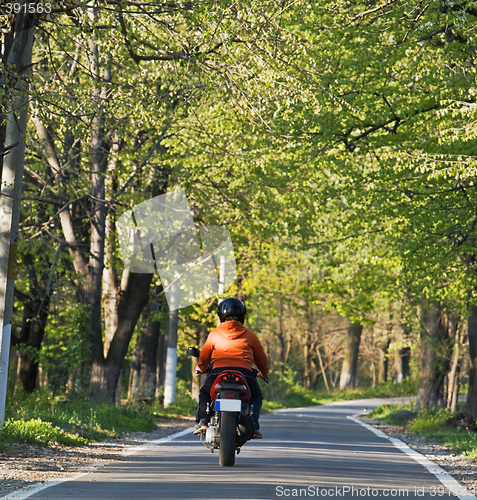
1;471;93;500
124;426;195;455
348;414;477;500
1;427;195;499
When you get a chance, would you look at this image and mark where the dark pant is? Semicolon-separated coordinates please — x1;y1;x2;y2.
197;367;263;429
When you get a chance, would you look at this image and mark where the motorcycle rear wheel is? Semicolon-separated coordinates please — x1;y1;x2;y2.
219;412;236;466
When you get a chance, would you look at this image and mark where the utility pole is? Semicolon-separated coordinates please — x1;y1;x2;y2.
163;253;226;406
217;255;226;326
218;255;226;297
0;13;35;426
163;281;179;407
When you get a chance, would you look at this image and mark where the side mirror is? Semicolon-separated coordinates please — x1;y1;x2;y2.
188;346;200;357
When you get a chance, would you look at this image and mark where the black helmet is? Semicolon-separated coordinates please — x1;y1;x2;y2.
217;297;247;323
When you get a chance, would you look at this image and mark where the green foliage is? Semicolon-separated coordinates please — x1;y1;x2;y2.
15;344;40;364
261;368;301;405
63;304;95;392
41;303;95;394
9;0;476;408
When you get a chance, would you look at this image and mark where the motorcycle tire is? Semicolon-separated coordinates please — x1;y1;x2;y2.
219;412;236;466
237;414;254;447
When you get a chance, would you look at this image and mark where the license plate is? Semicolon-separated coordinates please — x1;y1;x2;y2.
215;399;241;412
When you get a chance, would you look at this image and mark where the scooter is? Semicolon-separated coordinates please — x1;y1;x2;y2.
188;346;257;466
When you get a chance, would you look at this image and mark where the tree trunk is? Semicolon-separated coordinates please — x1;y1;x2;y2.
90;272;153;402
401;347;411;379
155;328;166;400
12;260;50;393
128;301;162;401
87;4;111;385
466;305;477;417
400;319;412;379
446;316;461;412
103;216;118;357
415;303;447;411
339;322;362;390
0;16;15;176
277;298;288;369
303;333;310;389
393;327;404;383
316;346;330;393
378;338;391;383
0;12;35;425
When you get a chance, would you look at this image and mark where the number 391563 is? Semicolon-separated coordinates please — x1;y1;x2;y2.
5;3;52;14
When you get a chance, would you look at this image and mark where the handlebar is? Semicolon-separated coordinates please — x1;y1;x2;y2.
188;346;200;357
257;372;270;384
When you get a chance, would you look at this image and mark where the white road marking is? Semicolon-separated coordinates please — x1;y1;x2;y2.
348;414;477;500
1;470;93;500
125;426;195;455
2;427;195;500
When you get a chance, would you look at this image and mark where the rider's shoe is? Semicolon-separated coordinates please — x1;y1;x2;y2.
193;425;208;435
193;419;209;435
252;430;263;439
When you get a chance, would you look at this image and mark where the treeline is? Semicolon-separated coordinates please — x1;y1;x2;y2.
1;1;477;416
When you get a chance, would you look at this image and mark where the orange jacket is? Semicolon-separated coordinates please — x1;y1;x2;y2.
198;321;269;378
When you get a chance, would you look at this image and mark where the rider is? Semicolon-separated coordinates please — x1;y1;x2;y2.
194;297;269;439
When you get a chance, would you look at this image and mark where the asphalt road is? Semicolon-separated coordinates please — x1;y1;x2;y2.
22;398;468;500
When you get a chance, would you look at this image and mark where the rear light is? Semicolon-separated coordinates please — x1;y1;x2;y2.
235;377;240;381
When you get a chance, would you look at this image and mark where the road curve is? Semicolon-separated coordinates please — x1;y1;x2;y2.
19;398;467;500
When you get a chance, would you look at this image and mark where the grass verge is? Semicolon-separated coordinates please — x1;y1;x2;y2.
0;385;197;452
369;403;477;461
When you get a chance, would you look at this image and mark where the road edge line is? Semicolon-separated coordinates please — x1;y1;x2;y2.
1;427;195;500
0;471;92;500
348;414;477;500
124;426;195;455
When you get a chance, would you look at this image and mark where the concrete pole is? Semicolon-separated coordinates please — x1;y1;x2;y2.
217;255;226;325
218;255;226;296
163;281;179;407
0;14;34;427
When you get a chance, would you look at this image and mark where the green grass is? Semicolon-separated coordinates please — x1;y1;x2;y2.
0;379;201;452
0;418;89;448
0;389;158;451
7;390;156;438
369;403;477;461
